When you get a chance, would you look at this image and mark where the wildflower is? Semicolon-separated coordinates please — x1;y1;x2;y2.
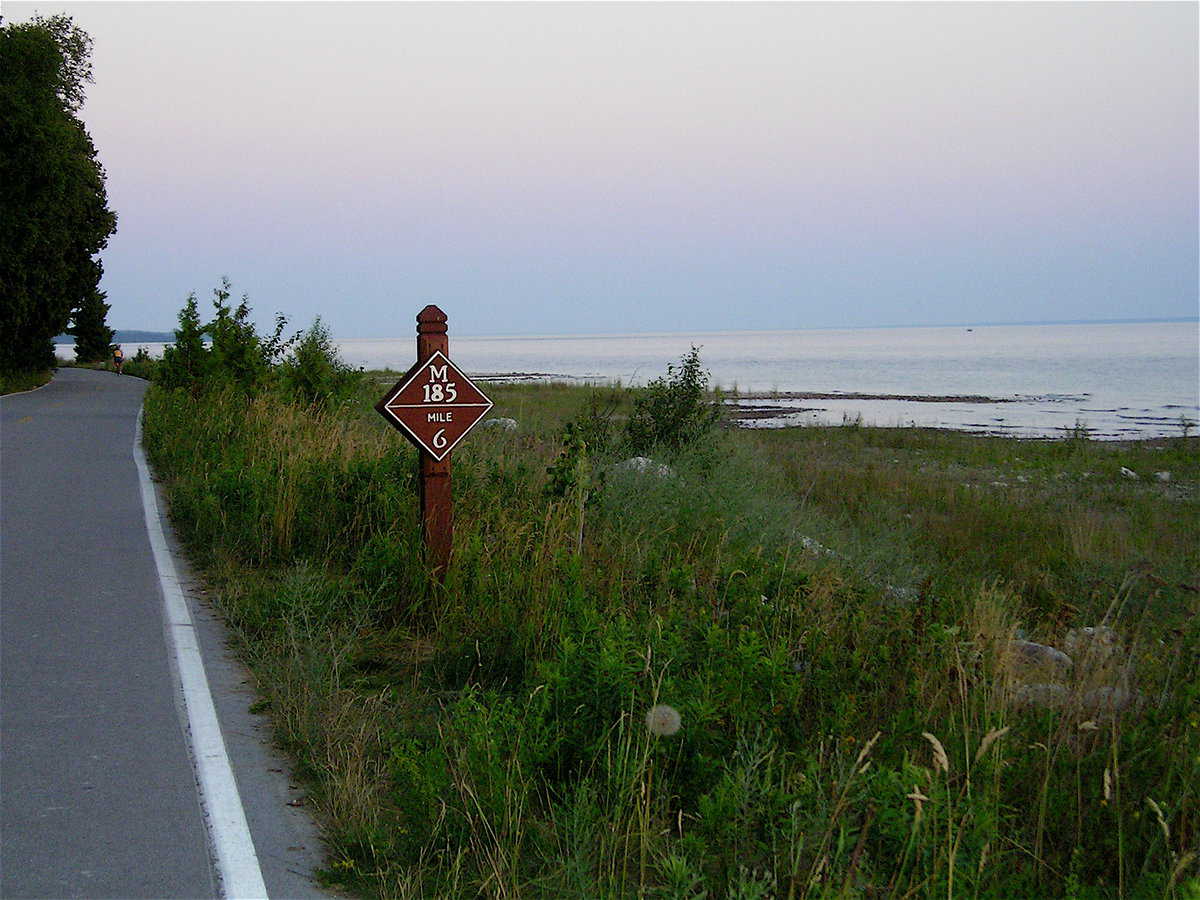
646;704;681;737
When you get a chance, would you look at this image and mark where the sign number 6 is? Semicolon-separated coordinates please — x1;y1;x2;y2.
432;428;448;450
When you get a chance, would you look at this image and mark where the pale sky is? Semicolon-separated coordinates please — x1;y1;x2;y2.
8;1;1198;338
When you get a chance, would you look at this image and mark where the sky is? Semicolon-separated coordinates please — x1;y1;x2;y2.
7;1;1198;338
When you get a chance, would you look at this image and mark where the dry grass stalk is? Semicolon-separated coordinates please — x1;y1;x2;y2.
973;726;1010;764
922;732;950;773
906;787;931;820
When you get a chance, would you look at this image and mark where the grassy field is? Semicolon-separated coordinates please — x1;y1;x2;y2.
141;373;1199;899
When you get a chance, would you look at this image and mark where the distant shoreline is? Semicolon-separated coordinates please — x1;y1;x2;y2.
54;330;175;343
343;316;1200;342
54;317;1197;346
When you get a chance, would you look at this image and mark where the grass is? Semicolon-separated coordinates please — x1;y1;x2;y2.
141;375;1199;899
0;368;53;395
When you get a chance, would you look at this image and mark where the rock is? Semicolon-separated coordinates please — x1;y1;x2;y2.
1082;686;1138;713
798;536;836;556
1063;626;1118;662
884;584;919;604
482;417;518;431
1007;640;1073;675
1011;682;1069;709
1063;626;1126;686
612;457;675;478
1155;471;1172;482
1120;466;1138;480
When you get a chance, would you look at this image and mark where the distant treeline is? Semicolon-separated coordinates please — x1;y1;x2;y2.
54;329;175;343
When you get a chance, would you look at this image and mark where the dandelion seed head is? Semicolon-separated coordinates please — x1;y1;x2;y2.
646;704;681;737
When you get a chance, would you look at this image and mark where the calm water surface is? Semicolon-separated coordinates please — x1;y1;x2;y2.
338;321;1198;439
67;321;1198;440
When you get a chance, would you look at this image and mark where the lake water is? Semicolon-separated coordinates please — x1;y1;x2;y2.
62;320;1198;440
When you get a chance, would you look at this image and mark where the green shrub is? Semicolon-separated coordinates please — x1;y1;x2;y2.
626;347;722;455
157;279;292;394
207;278;273;390
280;317;361;407
122;346;157;380
157;293;210;391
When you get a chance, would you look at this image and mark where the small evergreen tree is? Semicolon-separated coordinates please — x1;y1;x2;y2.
158;293;209;391
207;278;267;389
69;283;113;363
280;317;357;406
157;280;288;394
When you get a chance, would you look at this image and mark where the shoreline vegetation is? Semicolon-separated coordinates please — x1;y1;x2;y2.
132;288;1196;897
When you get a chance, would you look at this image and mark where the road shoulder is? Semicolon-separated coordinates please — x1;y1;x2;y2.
142;444;335;899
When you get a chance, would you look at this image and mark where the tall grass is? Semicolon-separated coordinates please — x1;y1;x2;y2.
0;367;54;394
142;378;1199;898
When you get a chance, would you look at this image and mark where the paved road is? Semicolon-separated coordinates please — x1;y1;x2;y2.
1;369;327;899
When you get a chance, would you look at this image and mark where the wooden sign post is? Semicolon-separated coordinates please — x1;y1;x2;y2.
415;308;453;572
375;305;493;575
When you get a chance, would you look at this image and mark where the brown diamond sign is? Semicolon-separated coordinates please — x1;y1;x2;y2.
376;351;493;461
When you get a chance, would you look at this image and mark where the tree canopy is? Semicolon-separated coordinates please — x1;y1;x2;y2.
0;14;116;374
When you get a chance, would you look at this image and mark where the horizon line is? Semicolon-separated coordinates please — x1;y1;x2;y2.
349;315;1199;342
82;315;1199;343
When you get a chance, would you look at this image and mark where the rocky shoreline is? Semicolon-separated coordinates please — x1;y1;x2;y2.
729;390;1012;403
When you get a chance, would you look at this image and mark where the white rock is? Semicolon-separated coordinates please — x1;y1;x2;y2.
613;457;675;478
482;417;518;431
1120;466;1138;480
1155;471;1172;482
884;584;919;603
797;535;838;557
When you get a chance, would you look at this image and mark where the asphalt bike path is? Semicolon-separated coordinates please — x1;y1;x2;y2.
1;368;328;899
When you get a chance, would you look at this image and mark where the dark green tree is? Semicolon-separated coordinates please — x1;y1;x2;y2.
280;317;357;406
69;275;114;363
207;278;268;389
0;15;117;375
157;280;290;394
158;293;210;392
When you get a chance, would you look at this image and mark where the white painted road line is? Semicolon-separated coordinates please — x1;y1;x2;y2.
134;410;269;900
